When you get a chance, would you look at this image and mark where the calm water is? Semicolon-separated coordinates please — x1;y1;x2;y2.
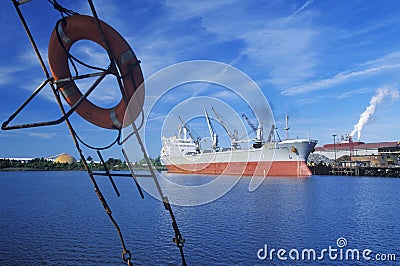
0;171;399;265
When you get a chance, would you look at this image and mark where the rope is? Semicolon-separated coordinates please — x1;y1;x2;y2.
11;1;185;265
49;5;184;265
48;0;79;17
51;89;122;151
73;126;122;151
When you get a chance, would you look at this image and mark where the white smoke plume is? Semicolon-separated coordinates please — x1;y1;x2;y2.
350;87;400;140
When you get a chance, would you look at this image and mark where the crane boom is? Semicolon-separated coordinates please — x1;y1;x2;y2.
242;113;263;148
204;109;218;151
241;114;257;133
178;116;200;152
212;107;240;149
178;116;196;141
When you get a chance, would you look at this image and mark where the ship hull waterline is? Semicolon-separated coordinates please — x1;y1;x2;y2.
164;160;312;177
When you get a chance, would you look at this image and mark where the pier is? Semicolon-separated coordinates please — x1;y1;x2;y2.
309;164;400;177
310;138;400;177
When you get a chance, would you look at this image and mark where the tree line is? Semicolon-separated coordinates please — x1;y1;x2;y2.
0;156;162;171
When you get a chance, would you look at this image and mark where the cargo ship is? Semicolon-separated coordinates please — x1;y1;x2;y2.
160;109;317;177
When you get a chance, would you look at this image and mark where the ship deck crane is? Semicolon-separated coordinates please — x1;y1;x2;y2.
179;116;200;153
242;114;257;133
242;114;263;148
211;107;240;150
204;109;219;151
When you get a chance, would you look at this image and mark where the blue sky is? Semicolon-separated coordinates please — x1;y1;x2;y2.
1;0;400;160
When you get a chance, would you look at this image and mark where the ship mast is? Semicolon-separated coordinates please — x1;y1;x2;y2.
284;115;290;140
211;107;240;150
204;109;219;151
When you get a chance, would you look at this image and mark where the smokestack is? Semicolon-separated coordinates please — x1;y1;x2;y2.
350;87;399;140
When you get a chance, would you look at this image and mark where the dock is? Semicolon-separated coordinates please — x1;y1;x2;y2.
309;164;400;177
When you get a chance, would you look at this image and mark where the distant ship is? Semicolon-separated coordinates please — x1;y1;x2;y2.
160;109;317;177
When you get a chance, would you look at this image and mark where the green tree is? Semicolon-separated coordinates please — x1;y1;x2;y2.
151;156;162;166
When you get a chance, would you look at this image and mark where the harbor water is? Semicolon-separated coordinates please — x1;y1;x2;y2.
0;171;399;265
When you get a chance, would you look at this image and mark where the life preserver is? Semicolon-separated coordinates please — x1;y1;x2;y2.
48;15;144;129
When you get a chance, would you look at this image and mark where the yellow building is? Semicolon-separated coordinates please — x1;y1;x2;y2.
54;153;77;164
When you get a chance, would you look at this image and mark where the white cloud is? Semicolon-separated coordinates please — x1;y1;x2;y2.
18;47;48;67
362;51;400;67
281;62;400;96
241;24;316;87
105;0;320;88
291;0;314;16
28;132;57;139
203;10;316;86
335;87;371;99
164;0;233;21
0;66;22;85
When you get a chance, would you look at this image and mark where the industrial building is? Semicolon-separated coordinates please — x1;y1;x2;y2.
314;137;400;167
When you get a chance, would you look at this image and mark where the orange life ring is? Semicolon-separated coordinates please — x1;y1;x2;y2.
48;15;144;129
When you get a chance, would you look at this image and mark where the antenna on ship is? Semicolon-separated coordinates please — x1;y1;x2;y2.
284;115;290;140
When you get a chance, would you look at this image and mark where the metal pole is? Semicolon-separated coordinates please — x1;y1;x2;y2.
333;134;337;165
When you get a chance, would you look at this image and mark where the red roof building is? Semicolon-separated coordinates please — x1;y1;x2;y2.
314;141;400;160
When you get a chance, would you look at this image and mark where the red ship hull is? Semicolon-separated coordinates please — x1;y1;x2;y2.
165;160;312;177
